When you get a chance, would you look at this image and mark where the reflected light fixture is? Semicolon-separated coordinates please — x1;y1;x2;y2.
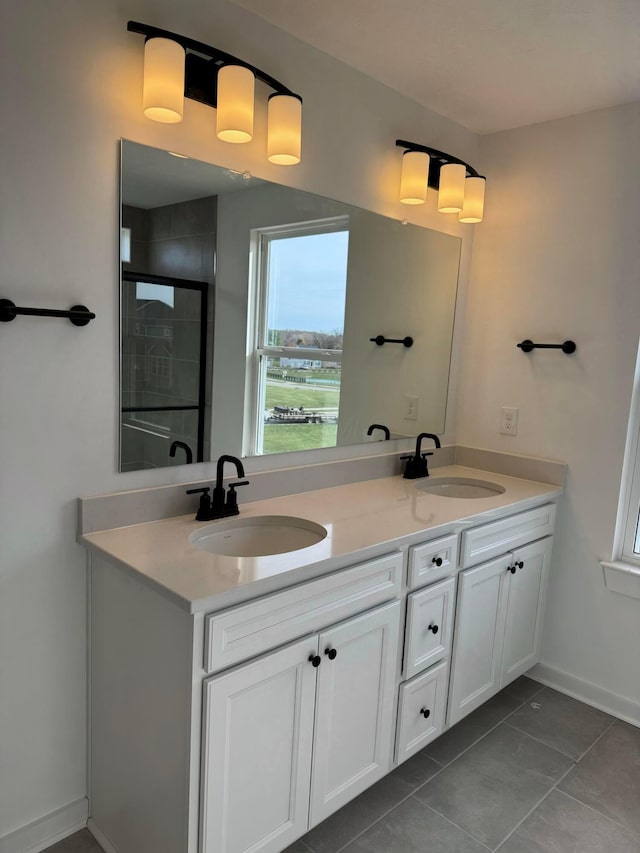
396;140;486;223
129;21;303;165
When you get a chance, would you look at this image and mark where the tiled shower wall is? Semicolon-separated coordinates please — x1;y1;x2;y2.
121;196;216;470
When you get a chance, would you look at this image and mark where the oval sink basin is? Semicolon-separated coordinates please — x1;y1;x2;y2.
417;477;506;499
189;515;328;558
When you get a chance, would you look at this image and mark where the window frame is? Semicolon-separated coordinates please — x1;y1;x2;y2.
245;215;349;456
613;341;640;566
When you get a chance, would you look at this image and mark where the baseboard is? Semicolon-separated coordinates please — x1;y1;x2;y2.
87;820;118;853
0;798;88;853
529;663;640;728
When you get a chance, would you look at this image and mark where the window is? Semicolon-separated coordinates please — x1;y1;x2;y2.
247;217;349;455
613;342;640;566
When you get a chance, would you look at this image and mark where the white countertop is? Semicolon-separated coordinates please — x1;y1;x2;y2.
81;465;561;614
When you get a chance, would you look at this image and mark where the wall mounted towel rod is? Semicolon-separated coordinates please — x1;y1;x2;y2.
370;335;413;348
0;299;95;326
517;339;576;354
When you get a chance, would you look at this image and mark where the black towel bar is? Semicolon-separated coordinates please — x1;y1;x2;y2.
0;299;95;326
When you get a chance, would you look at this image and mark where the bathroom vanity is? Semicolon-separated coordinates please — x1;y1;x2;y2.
80;465;560;853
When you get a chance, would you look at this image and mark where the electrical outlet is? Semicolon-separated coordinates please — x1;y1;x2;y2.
500;407;519;436
404;395;419;421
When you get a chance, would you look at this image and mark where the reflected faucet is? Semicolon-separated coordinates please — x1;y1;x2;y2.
186;454;249;521
367;423;391;440
169;440;193;464
401;432;441;479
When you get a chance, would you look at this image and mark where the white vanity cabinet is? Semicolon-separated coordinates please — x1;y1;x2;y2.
448;529;554;726
85;489;559;853
200;601;401;853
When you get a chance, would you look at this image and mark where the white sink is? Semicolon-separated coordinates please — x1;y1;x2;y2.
189;515;328;558
417;476;506;499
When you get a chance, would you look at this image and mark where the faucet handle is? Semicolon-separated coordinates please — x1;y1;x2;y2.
186;487;212;521
226;480;249;514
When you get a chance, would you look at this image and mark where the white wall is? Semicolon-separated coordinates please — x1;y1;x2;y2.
0;0;477;839
458;101;640;718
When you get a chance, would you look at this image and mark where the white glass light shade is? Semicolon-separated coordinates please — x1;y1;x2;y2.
216;65;255;143
400;151;429;205
267;95;302;165
458;177;486;223
142;38;185;123
438;163;467;213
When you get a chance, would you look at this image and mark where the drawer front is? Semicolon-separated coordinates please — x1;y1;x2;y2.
396;661;448;764
408;533;458;588
204;552;403;673
460;503;557;568
404;576;456;679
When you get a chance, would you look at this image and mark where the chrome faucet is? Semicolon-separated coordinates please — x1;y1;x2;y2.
402;432;441;479
186;455;249;521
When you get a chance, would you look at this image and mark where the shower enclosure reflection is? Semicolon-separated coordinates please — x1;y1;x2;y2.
120;273;208;470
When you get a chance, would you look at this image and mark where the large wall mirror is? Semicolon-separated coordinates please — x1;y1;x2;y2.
120;140;461;471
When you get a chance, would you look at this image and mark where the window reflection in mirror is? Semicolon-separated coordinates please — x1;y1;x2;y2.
119;140;462;472
250;218;349;455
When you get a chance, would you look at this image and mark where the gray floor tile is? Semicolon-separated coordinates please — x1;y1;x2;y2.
416;723;573;849
559;720;640;837
506;687;614;759
282;841;313;852
44;830;103;852
302;754;440;853
342;796;489;853
498;789;639;853
501;675;544;704
424;690;522;766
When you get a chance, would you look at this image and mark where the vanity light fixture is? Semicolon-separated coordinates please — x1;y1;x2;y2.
396;140;486;222
128;21;303;165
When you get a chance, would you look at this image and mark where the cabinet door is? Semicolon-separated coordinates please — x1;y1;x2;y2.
309;601;401;827
404;576;456;679
201;636;318;853
501;537;553;686
447;555;511;726
396;660;448;764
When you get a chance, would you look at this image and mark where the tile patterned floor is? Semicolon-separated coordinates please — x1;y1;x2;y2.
44;678;640;853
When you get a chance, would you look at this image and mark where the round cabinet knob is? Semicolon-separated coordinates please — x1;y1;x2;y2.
324;647;337;660
508;565;517;575
432;556;443;567
308;654;321;667
516;561;524;569
428;623;439;634
420;707;431;719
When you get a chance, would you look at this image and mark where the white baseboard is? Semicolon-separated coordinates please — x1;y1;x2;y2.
529;663;640;728
87;820;118;853
0;798;88;853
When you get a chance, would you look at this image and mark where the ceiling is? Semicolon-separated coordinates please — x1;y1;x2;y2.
230;0;640;134
122;141;264;208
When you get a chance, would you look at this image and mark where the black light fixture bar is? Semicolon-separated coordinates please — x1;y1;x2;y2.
127;21;301;109
395;139;483;191
0;299;95;326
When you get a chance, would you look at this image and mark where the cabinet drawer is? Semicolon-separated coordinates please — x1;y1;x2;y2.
396;661;448;764
204;552;402;673
460;503;557;568
408;533;458;588
404;577;456;679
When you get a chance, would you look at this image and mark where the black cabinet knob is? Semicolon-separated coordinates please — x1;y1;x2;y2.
428;623;439;634
516;561;524;569
508;565;517;574
432;556;443;567
324;647;337;660
308;654;321;667
420;708;431;719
